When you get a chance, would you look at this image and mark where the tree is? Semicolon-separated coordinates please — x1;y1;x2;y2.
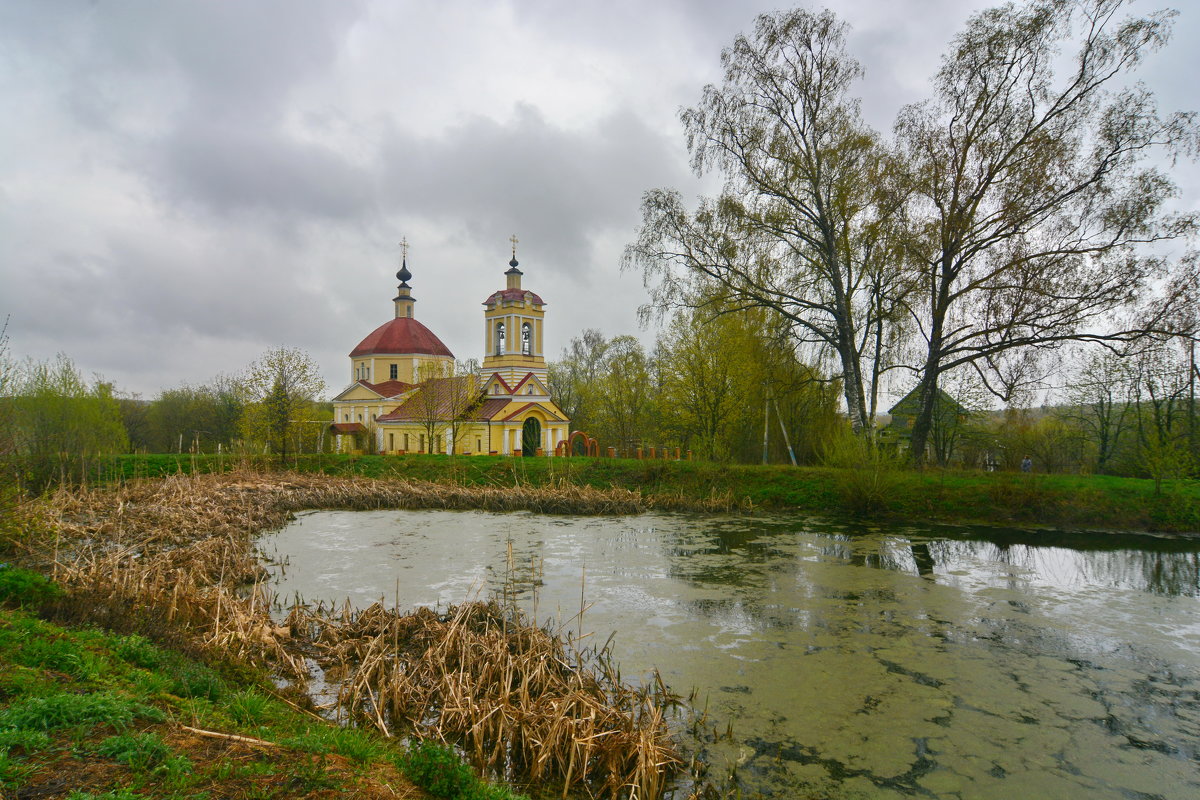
7;354;127;489
1131;341;1194;488
548;329;610;435
655;310;744;460
446;360;483;455
626;9;909;434
894;0;1198;464
593;336;657;453
1060;349;1137;473
411;360;457;454
239;347;325;464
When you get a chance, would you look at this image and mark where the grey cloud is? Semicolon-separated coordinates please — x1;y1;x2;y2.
0;0;364;125
377;103;689;277
154;121;374;220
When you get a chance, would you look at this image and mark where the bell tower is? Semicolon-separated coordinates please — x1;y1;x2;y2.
480;235;548;387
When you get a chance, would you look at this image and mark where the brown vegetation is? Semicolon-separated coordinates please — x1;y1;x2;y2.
19;470;687;798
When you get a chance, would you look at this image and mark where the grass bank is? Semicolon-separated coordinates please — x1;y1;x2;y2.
0;567;531;800
92;453;1200;533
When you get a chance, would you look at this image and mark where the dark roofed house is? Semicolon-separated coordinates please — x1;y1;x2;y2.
886;386;971;466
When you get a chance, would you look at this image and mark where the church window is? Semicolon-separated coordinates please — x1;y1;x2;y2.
357;414;362;422
390;364;398;380
521;322;532;355
389;433;394;451
476;437;482;452
419;434;425;453
495;321;505;354
343;413;349;422
404;433;410;451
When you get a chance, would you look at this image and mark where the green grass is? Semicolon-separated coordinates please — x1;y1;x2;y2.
304;454;1198;532
81;452;1200;531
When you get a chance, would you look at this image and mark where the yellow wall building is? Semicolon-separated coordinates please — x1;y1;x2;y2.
331;248;570;455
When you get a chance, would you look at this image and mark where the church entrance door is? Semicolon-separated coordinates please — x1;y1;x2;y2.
521;418;541;456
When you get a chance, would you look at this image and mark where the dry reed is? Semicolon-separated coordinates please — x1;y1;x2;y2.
22;470;687;798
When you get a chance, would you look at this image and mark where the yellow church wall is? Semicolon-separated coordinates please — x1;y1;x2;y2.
352;354;451;385
376;421;494;455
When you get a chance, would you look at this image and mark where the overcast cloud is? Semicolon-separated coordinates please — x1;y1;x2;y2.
1;0;1195;398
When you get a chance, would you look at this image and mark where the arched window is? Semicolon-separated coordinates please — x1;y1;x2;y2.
495;321;505;354
521;322;532;355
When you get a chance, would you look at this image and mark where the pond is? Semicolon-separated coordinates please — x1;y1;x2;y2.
258;510;1200;799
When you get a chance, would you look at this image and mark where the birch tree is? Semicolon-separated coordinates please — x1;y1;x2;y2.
239;347;325;464
894;0;1198;464
626;8;908;434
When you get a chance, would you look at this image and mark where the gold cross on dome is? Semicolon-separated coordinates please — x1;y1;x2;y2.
399;237;409;260
509;233;519;259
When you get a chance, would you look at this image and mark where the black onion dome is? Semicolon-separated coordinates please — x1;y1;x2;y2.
506;256;522;274
396;259;412;286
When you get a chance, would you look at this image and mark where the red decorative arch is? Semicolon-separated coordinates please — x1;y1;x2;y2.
567;430;590;456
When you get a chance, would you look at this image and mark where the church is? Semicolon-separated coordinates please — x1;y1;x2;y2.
329;242;570;456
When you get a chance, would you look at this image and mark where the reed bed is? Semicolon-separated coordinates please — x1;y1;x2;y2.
290;600;682;798
21;470;688;798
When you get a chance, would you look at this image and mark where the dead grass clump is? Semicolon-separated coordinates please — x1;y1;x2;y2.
289;599;682;798
20;470;687;799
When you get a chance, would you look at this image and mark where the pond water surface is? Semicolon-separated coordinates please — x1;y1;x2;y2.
258;511;1200;799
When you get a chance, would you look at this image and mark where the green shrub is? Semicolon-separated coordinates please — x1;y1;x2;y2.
397;740;525;799
227;688;272;725
0;691;163;731
65;790;145;800
398;741;478;798
96;731;169;771
0;567;62;607
169;662;224;701
0;746;34;787
286;725;388;764
111;635;162;670
822;434;902;516
10;635;97;679
0;729;51;751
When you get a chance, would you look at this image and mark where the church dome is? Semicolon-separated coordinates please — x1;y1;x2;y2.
349;317;454;358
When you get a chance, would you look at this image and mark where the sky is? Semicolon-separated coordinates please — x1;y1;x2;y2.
1;0;1196;400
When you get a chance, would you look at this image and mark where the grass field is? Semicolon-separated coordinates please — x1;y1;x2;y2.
85;453;1200;533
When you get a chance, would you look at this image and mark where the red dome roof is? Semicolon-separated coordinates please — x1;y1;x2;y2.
350;317;454;358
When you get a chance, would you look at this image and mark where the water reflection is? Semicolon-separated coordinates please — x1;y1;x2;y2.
259;511;1200;799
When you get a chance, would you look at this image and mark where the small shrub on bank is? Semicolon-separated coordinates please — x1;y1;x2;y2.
111;634;162;670
0;729;50;752
285;724;388;764
822;434;902;516
96;731;170;771
398;740;526;800
0;566;62;608
226;688;273;725
10;635;98;679
0;746;34;787
0;691;163;731
65;790;146;800
169;661;224;701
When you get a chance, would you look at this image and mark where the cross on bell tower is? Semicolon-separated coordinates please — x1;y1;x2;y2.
393;237;415;319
